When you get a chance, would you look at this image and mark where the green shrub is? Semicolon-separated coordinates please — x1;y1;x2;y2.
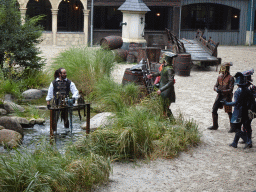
20;69;50;90
0;138;111;192
0;0;45;75
0;68;50;99
0;78;21;98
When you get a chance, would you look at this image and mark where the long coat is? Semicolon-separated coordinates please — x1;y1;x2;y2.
214;73;234;113
225;87;253;123
154;65;175;103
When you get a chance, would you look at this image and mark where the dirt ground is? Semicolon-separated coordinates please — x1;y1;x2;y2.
40;45;256;192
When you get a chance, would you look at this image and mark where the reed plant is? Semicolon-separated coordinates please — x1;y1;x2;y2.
92;78;141;112
27;104;46;119
0;138;111;192
71;92;201;161
51;47;115;96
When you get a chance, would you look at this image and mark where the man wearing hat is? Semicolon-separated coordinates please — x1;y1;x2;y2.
148;52;177;118
224;72;254;149
208;62;234;132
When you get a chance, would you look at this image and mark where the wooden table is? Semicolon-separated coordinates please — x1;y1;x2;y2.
49;103;91;142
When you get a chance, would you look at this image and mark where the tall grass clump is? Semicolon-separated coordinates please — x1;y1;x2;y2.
70;92;201;161
92;78;141;112
0;138;111;192
52;47;115;96
152;116;201;159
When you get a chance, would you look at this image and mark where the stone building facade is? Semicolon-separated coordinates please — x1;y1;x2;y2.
16;0;256;46
17;0;90;46
16;0;181;46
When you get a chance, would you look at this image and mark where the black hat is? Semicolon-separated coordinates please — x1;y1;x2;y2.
242;69;254;83
234;72;246;86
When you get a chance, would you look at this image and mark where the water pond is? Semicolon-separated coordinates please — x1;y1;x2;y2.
0;113;88;153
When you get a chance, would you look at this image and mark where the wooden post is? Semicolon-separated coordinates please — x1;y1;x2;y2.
50;109;56;144
86;103;90;134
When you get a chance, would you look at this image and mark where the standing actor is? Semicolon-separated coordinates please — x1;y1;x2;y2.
148;52;177;118
225;72;254;149
46;68;79;128
208;62;234;132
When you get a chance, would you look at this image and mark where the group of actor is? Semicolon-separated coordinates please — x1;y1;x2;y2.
46;55;256;149
208;63;256;149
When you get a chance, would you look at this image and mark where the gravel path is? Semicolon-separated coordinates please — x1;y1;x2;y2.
39;45;256;192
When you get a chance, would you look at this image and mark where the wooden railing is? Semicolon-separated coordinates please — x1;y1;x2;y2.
195;29;219;57
165;28;186;54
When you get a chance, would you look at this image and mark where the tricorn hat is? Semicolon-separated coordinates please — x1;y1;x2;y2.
242;69;254;83
161;51;178;65
219;62;233;74
242;68;254;76
222;62;233;67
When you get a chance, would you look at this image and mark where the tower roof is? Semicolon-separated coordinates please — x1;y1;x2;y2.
118;0;150;12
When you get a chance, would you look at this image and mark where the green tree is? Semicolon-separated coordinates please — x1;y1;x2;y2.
0;0;45;78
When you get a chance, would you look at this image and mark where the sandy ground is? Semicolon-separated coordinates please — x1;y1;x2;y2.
39;45;256;192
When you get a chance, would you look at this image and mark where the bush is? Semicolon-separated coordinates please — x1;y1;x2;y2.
0;0;47;99
0;68;50;99
0;0;45;75
51;47;115;96
0;138;111;192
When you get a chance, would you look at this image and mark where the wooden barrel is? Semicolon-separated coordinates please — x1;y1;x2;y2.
174;53;192;76
112;49;128;62
122;68;145;86
100;36;123;50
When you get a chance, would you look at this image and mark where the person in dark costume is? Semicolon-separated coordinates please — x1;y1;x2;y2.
224;72;254;149
208;62;235;132
245;69;256;120
46;68;79;129
148;52;177;118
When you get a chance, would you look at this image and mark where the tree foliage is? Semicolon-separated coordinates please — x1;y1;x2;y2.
0;0;45;77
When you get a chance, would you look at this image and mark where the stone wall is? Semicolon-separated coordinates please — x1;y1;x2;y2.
40;32;53;45
40;32;86;46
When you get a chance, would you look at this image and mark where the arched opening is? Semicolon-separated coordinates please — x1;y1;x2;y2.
26;0;52;31
58;0;84;32
181;3;240;31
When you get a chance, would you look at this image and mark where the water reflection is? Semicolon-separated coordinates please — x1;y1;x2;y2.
0;115;86;153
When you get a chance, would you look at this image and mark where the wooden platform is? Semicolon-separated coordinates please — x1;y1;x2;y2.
180;39;218;62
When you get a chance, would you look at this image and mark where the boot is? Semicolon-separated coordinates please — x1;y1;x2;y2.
228;113;236;133
244;141;252;149
244;130;252;149
207;114;218;130
229;133;240;148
